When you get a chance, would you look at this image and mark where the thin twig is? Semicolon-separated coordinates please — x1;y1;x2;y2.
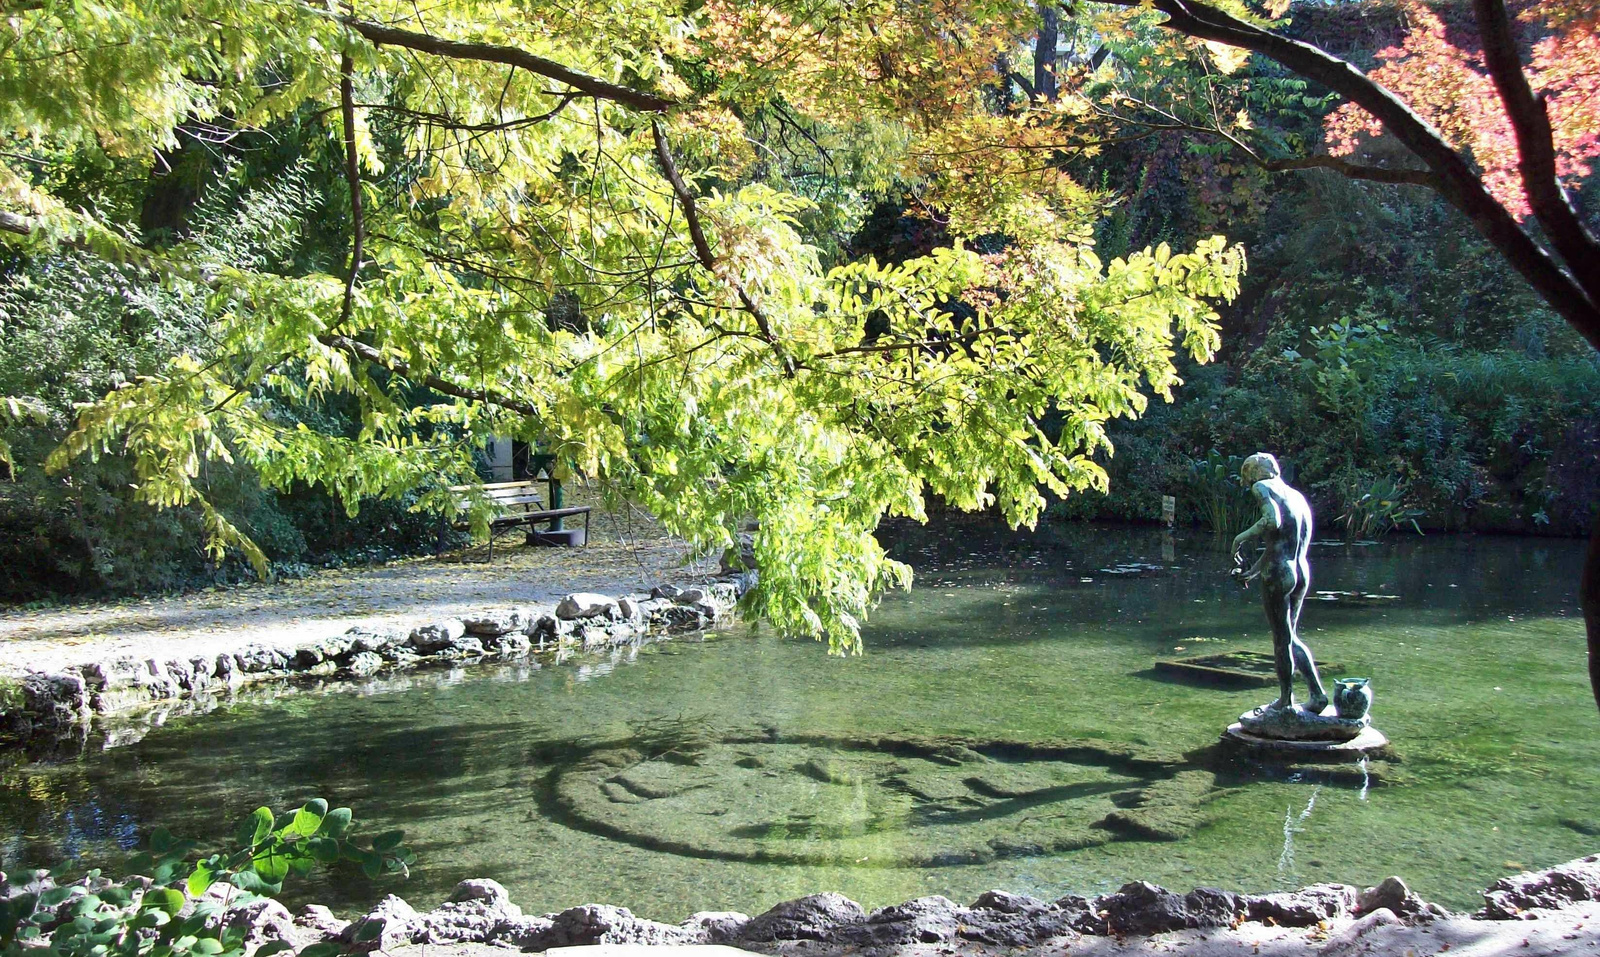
338;47;366;332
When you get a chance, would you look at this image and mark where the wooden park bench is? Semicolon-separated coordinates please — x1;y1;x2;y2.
437;477;591;561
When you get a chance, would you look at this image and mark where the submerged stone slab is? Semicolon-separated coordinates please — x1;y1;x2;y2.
1100;770;1217;840
1154;650;1344;688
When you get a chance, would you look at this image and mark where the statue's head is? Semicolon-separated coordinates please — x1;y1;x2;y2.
1240;452;1281;484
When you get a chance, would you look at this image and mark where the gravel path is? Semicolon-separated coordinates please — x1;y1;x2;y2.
0;503;719;678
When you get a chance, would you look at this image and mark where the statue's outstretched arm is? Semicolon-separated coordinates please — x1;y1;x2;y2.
1231;484;1279;564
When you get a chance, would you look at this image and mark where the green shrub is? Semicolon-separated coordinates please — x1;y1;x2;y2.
0;800;412;957
0;168;442;602
1056;331;1600;536
1184;450;1257;538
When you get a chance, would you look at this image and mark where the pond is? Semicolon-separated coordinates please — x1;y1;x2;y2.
1;523;1594;919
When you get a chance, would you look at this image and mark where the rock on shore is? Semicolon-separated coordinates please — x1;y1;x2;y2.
8;854;1583;957
350;864;1600;956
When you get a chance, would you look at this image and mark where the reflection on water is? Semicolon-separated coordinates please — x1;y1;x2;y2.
1;523;1594;919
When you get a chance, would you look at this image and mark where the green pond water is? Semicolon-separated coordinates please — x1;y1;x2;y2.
2;523;1596;920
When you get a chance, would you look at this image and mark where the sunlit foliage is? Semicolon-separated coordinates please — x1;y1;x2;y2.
1325;0;1600;219
1;1;1246;647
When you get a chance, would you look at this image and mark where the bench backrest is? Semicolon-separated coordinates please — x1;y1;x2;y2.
448;480;542;513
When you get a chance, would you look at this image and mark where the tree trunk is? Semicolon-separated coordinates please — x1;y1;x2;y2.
1587;509;1600;713
996;53;1017;110
1035;4;1058;102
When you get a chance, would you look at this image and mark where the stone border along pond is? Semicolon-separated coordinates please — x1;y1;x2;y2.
6;853;1599;957
0;581;742;746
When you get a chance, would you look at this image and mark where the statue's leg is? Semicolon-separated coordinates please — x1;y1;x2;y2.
1290;640;1328;711
1287;560;1329;711
1264;582;1295;710
1289;557;1310;634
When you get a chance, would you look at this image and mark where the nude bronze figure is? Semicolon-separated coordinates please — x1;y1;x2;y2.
1231;452;1329;713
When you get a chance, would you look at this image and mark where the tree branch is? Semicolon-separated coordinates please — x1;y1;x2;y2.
345;18;676;113
649;118;793;375
1091;96;1442;189
1471;0;1600;309
1258;154;1442;188
816;327;1014;360
1092;0;1600;351
0;210;30;236
1008;70;1039;101
337;48;365;332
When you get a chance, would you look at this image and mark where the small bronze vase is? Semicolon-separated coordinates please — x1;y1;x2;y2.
1333;677;1373;719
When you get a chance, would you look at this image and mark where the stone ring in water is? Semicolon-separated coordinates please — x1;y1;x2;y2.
533;727;1219;867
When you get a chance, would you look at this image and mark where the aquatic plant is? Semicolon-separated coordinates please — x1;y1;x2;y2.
1337;476;1425;540
1184;450;1257;541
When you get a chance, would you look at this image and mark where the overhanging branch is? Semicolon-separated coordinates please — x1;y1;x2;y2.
0;210;32;236
1471;0;1600;309
345;19;676;113
1088;97;1443;189
1259;154;1442;189
1090;0;1600;351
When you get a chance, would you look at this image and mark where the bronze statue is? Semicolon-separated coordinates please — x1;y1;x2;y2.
1231;452;1329;713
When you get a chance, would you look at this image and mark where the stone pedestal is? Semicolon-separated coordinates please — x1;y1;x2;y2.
1223;704;1388;761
